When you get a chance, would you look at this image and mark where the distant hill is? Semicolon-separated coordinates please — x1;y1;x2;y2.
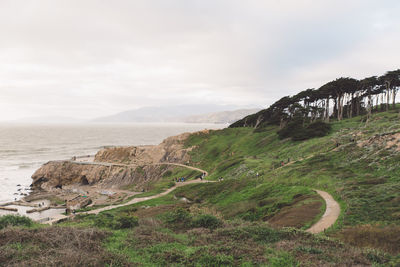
181;109;260;124
92;105;261;124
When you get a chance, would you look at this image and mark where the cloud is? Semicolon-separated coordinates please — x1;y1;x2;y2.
0;0;399;120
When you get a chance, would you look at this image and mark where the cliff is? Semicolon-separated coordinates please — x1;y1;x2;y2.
31;132;198;191
94;132;193;164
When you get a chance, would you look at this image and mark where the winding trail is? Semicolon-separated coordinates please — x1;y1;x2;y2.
306;190;341;234
42;161;340;234
43;162;209;225
62;160;208;176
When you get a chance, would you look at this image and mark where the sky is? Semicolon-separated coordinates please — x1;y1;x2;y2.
1;0;400;121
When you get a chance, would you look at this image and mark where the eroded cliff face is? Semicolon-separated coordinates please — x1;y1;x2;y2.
31;132;197;191
31;161;175;191
94;132;193;165
31;161;108;190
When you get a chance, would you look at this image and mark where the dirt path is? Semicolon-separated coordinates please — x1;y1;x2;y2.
43;163;210;225
68;159;208;176
306;190;340;234
42;160;340;233
84;179;211;215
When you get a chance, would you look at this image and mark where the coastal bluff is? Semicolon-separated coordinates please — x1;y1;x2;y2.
31;132;199;191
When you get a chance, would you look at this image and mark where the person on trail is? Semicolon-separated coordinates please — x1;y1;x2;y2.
256;172;259;178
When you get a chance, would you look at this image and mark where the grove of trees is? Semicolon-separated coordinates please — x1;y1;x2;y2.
230;69;400;129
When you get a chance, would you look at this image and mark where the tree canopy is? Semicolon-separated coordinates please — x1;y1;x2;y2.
230;69;400;128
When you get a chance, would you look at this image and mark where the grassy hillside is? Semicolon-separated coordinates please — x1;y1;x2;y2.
185;110;400;227
1;110;399;266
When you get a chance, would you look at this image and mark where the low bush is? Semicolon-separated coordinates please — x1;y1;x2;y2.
0;215;33;229
0;226;128;266
192;214;222;230
336;224;400;254
94;213;138;229
164;209;222;231
162;170;172;177
164;208;192;226
278;121;331;141
114;215;139;229
277;120;302;140
293;121;331;141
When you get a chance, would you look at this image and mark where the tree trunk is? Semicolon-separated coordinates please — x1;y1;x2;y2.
392;88;397;109
325;97;330;122
367;89;372;122
339;94;345;121
254;115;263;128
386;82;390;111
350;93;354;118
333;97;338;119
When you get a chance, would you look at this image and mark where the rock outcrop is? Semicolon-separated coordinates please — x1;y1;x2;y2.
31;132;198;191
94;132;193;165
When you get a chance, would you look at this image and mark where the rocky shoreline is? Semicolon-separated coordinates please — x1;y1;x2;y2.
1;131;204;222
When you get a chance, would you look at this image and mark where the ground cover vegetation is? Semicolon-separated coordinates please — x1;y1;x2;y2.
1;69;400;266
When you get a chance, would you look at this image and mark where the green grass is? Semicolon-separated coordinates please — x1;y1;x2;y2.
123;166;201;198
184;111;400;228
3;109;400;265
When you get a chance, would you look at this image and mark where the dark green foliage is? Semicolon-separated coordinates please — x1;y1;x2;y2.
164;209;222;230
162;170;172;177
278;121;331;141
114;215;139;229
0;215;33;229
94;213;138;229
164;208;191;226
277;120;303;139
230;69;400;128
192;214;222;230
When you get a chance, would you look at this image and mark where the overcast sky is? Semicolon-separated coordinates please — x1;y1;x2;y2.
1;0;399;120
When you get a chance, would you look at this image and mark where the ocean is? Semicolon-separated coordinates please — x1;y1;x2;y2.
0;123;225;204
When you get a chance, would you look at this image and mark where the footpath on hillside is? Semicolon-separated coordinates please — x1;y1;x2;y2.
43;161;340;234
43;162;210;225
306;190;341;234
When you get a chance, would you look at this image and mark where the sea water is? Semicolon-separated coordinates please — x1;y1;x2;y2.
0;123;225;204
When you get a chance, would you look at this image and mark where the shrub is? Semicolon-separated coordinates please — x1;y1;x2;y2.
0;215;33;229
163;170;172;177
293;121;331;141
278;121;331;141
114;215;139;229
277;120;302;140
94;213;138;229
192;214;222;230
164;208;192;226
94;213;114;228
